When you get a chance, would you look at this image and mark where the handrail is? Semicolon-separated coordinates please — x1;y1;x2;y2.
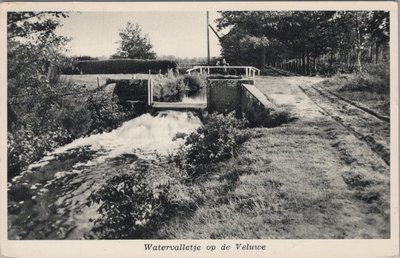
186;65;261;77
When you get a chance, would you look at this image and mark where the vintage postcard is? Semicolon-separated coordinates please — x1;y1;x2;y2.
0;1;398;258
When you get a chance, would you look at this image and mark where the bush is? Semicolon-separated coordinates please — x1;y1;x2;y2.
64;59;178;75
56;95;92;139
183;74;206;93
338;64;389;94
263;109;292;128
86;160;191;239
342;171;376;189
86;91;135;134
8;125;71;181
152;72;186;102
182;112;248;175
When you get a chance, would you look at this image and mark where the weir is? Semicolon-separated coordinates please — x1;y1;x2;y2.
112;73;275;125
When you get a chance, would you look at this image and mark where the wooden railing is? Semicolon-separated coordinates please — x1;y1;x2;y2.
186;66;261;78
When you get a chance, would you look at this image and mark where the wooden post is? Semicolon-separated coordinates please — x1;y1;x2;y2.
97;77;100;88
148;79;153;106
207;11;210;65
150;79;153;105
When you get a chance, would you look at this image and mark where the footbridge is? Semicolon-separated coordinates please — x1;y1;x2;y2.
186;66;261;78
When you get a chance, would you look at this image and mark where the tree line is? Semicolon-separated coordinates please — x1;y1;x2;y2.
216;11;390;75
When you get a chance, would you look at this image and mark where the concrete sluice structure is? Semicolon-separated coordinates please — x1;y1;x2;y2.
111;75;276;126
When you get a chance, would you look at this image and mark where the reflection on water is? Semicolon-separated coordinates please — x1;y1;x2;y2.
181;88;207;104
8;111;202;239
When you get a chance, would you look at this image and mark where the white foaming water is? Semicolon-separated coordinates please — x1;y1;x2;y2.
53;111;202;162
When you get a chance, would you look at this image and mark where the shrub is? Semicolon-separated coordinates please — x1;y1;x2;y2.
262;109;292;128
8;125;71;181
67;59;178;75
342;171;377;189
183;112;248;175
86;160;192;239
52;92;92;139
152;72;186;102
338;68;389;94
183;74;206;93
86;91;135;134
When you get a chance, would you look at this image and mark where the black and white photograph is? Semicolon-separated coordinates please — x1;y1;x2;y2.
1;1;398;257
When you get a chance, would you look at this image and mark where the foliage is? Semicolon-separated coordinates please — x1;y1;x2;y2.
7;12;76;180
112;22;156;59
152;72;207;102
86;91;135;134
56;94;92;139
62;59;178;75
152;71;186;102
7;12;68;41
216;11;390;74
339;73;389;95
179;112;248;176
7;125;71;181
86;161;189;239
262;109;292;128
183;74;207;92
322;63;390;94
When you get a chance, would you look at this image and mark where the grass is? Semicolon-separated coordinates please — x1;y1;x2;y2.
316;63;390;117
152;75;390;239
155;116;389;239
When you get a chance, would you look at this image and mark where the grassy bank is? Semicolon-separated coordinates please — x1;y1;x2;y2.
156;117;389;239
87;105;389;239
315;63;390;117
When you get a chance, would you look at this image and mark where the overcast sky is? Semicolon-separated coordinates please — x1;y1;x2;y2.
56;11;222;58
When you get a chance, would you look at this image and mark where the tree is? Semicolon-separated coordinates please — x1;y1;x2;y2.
8;12;70;128
113;22;156;59
216;11;389;75
7;12;72;180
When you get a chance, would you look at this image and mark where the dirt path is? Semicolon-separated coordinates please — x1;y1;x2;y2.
253;76;390;238
158;76;390;239
301;85;390;165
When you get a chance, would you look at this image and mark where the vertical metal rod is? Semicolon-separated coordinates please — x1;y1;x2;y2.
207;11;210;65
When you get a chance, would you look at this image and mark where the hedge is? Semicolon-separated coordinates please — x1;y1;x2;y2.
62;59;178;75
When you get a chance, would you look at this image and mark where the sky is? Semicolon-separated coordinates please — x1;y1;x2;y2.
56;12;223;59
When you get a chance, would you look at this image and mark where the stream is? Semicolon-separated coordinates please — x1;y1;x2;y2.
8;111;202;239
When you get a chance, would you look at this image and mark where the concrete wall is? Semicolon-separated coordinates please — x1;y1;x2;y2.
207;78;275;126
207;79;254;114
241;84;275;126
